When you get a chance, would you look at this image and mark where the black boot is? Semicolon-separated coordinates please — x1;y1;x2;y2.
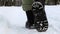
25;10;35;29
32;0;48;32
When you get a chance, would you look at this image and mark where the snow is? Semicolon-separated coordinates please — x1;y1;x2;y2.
0;5;60;34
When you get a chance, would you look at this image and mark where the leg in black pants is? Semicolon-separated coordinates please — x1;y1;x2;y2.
25;10;35;29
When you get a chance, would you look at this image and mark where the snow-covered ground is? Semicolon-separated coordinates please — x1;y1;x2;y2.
0;5;60;34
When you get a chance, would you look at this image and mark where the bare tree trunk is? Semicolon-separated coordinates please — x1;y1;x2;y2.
55;0;57;5
5;0;12;6
57;0;60;4
0;0;4;6
15;0;22;6
46;0;58;5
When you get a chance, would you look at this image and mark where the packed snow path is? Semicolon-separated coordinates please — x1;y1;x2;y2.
0;5;60;34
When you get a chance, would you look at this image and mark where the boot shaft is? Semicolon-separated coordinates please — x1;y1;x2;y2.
34;0;45;8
